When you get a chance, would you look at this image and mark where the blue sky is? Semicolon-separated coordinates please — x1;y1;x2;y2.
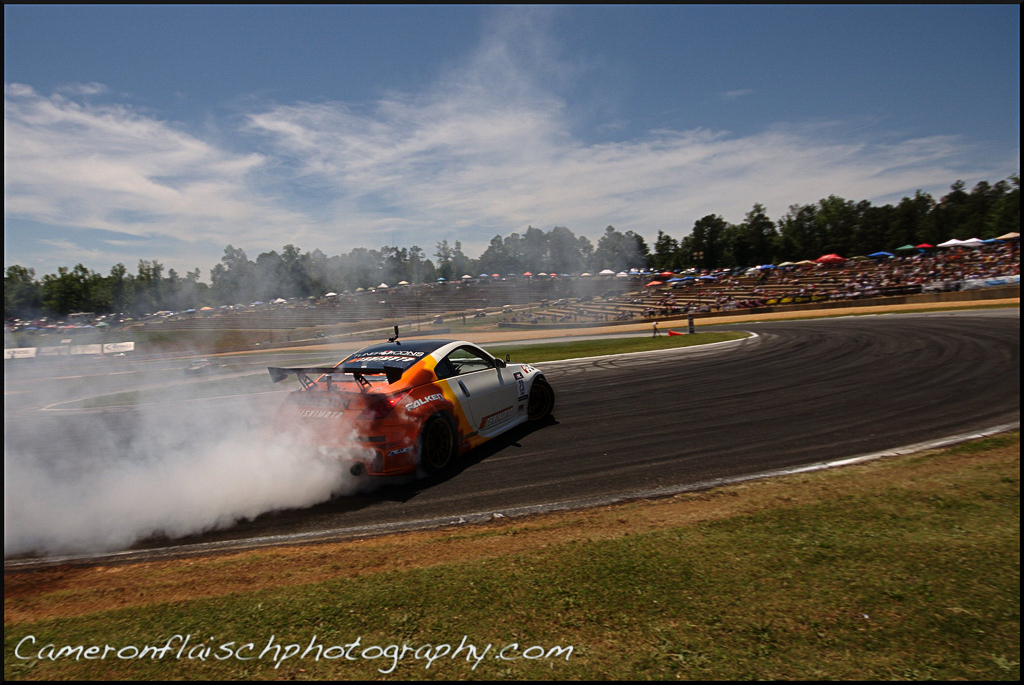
4;5;1020;278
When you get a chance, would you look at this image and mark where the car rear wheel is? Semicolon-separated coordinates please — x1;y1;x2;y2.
527;378;555;421
420;414;457;474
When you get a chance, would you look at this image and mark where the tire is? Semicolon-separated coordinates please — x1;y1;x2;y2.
420;413;457;474
527;377;555;421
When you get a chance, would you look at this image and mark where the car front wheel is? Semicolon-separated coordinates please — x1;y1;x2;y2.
527;378;555;421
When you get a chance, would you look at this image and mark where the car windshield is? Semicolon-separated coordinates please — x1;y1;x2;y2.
341;349;426;372
339;340;447;373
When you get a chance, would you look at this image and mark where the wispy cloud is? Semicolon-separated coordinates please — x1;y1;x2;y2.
719;88;753;101
4;9;1012;276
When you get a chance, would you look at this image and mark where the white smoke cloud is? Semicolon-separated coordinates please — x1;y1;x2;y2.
3;391;367;557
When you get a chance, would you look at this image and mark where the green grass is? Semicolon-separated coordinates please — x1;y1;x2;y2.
4;434;1018;680
490;331;746;363
66;332;747;409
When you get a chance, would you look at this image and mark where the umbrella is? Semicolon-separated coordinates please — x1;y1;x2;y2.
996;232;1019;240
868;251;895;259
522;271;534;277
815;254;846;264
937;239;965;247
916;243;935;249
645;280;663;287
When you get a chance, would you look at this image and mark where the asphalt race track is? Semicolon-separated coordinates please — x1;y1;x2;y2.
4;309;1019;564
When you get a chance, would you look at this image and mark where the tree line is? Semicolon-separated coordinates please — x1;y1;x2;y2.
4;175;1018;320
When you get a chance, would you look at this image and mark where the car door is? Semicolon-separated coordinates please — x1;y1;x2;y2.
440;345;519;435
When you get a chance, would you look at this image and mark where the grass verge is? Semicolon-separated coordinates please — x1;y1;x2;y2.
5;433;1018;680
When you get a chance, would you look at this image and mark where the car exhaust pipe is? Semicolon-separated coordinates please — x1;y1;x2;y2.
350;462;364;476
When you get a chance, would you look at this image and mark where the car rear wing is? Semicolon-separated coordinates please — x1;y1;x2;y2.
268;365;406;390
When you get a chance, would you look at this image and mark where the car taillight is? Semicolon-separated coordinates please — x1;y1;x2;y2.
357;391;410;420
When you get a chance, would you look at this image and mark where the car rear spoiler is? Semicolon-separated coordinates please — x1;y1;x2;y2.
268;365;406;390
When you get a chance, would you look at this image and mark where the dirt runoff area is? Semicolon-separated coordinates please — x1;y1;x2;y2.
250;297;1020;353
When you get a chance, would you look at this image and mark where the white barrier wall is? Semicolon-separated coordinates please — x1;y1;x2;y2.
4;341;134;360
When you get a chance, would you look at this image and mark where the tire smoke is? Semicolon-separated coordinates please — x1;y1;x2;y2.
4;392;360;557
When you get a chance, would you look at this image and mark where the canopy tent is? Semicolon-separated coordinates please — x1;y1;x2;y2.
644;280;663;287
996;232;1019;240
868;251;895;259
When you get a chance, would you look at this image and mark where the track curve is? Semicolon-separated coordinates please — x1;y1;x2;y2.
4;309;1019;565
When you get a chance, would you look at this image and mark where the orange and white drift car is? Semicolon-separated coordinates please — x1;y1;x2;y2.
268;330;555;476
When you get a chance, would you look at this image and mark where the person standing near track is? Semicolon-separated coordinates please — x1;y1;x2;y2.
652;320;660;337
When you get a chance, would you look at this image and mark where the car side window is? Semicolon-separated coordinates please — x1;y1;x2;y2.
441;346;495;377
434;357;457;380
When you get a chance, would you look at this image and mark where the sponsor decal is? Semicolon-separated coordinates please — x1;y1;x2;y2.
346;354;423;365
517;378;527;401
298;410;345;419
406;393;443;411
480;405;516;429
387;446;414;457
513;372;523;380
520;364;537;374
